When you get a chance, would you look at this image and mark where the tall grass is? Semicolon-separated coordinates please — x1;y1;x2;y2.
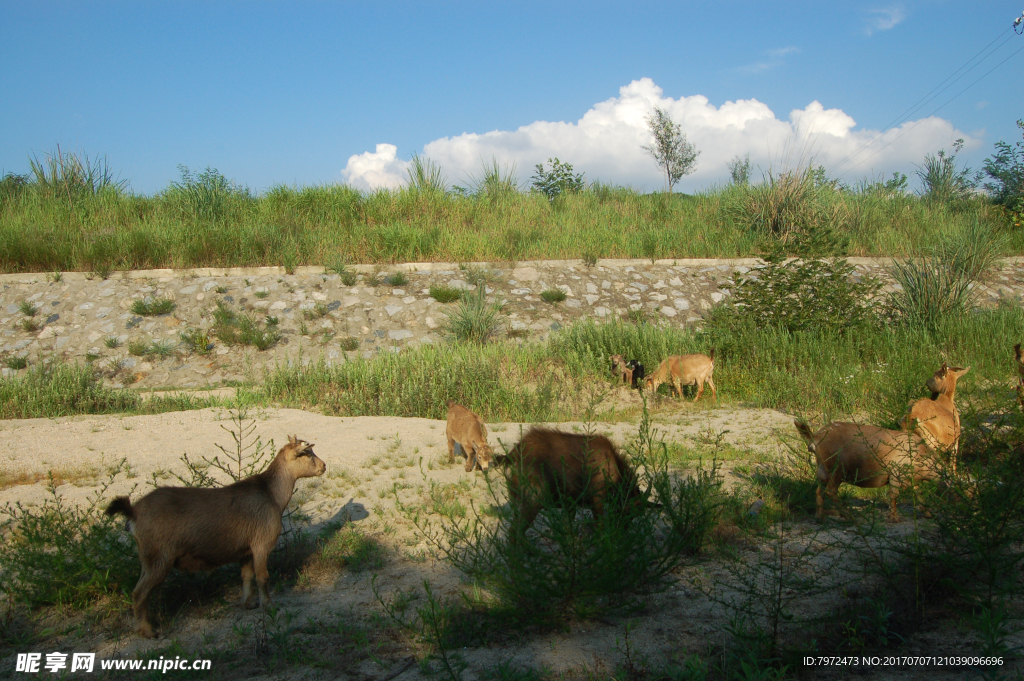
0;152;1015;272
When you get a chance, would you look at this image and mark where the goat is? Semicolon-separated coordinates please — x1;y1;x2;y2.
610;354;633;386
899;364;969;475
626;359;646;390
794;420;936;521
644;351;716;402
492;428;650;532
446;400;494;472
105;435;326;638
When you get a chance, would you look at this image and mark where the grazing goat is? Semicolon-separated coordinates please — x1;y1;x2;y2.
105;435;326;638
794;420;935;521
610;354;633;386
644;351;716;402
626;359;645;389
493;428;650;532
446;400;494;472
899;364;969;474
1015;344;1024;409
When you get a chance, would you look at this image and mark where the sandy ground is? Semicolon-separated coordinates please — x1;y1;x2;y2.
0;405;1016;680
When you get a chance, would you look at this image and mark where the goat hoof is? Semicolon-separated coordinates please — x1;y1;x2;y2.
137;625;158;639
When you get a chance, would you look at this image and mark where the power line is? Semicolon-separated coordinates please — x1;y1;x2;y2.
829;26;1015;178
841;41;1024;178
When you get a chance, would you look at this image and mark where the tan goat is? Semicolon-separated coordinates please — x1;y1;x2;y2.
446;401;493;472
105;435;326;638
610;354;633;385
899;364;969;474
794;420;936;521
644;351;716;402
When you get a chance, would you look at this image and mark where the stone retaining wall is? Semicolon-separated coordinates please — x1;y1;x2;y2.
3;257;1024;390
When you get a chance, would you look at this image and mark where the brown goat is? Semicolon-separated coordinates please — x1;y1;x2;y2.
446;400;494;472
610;354;633;385
899;364;969;474
1015;344;1024;410
105;435;326;638
794;420;936;521
492;428;649;532
644;351;716;402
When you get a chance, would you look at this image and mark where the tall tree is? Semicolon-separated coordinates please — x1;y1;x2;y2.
642;107;699;192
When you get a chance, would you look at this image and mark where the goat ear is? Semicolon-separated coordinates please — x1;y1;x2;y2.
1016;343;1022;359
955;366;971;377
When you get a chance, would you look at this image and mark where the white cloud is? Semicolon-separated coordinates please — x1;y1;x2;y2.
340;143;409;191
342;78;979;193
865;6;906;35
737;46;799;73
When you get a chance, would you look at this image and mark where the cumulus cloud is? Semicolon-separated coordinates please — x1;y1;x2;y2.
342;78;978;193
340;143;409;191
865;6;906;35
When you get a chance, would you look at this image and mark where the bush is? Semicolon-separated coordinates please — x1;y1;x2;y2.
887;258;975;333
706;252;882;338
530;158;585;201
163;165;251;222
915;139;980;205
0;465;138;607
540;288;566;304
983;119;1024;220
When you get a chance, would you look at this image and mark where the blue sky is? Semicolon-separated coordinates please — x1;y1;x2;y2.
1;1;1021;194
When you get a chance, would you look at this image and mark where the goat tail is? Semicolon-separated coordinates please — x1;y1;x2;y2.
708;348;715;362
793;420;816;454
105;496;135;520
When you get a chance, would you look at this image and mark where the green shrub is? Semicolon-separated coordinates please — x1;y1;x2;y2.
179;328;212;355
339;336;360;352
385;272;409;286
0;467;138;607
127;339;149;356
530;158;585;201
18;300;38;317
212;301;281;350
706;252;882;339
131;297;176;316
887;258;975;333
916;139;980;205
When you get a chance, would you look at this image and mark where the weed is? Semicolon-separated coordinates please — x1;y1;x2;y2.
254;289;269;299
303;302;329;320
179;327;213;355
103;335;122;349
430;285;463;303
540;288;566;304
215;285;228;294
443;286;502;344
386;272;409;286
128;339;149;356
18;301;38;317
131;297;176;316
47;271;63;283
19;319;39;333
340;336;360;352
4;356;27;370
340;270;358;286
212;300;281;350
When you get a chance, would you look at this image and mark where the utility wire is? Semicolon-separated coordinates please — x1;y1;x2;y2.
829;27;1014;178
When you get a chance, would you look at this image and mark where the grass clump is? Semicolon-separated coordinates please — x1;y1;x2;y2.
302;302;329;320
339;336;360;352
212;301;281;350
130;297;176;316
103;335;122;349
540;288;567;304
430;285;462;303
127;339;149;356
0;361;139;418
19;319;39;333
443;287;503;344
18;300;38;317
4;356;28;370
179;328;212;355
385;272;409;286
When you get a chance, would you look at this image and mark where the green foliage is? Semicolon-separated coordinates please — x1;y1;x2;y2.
643;107;699;192
0;464;138;607
983;119;1024;215
164;165;251;222
17;300;38;317
915;139;981;204
0;172;29;207
407;155;448;195
130;296;176;316
430;285;462;303
540;288;566;304
339;336;360;352
4;356;28;370
313;522;387;572
443;287;503;344
469;158;520;203
0;361;139;418
179;327;212;355
212;301;281;350
385;271;409;286
127;339;149;356
103;335;122;349
530;158;585;201
887;257;975;333
727;153;752;186
27;147;126;203
706;253;882;338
